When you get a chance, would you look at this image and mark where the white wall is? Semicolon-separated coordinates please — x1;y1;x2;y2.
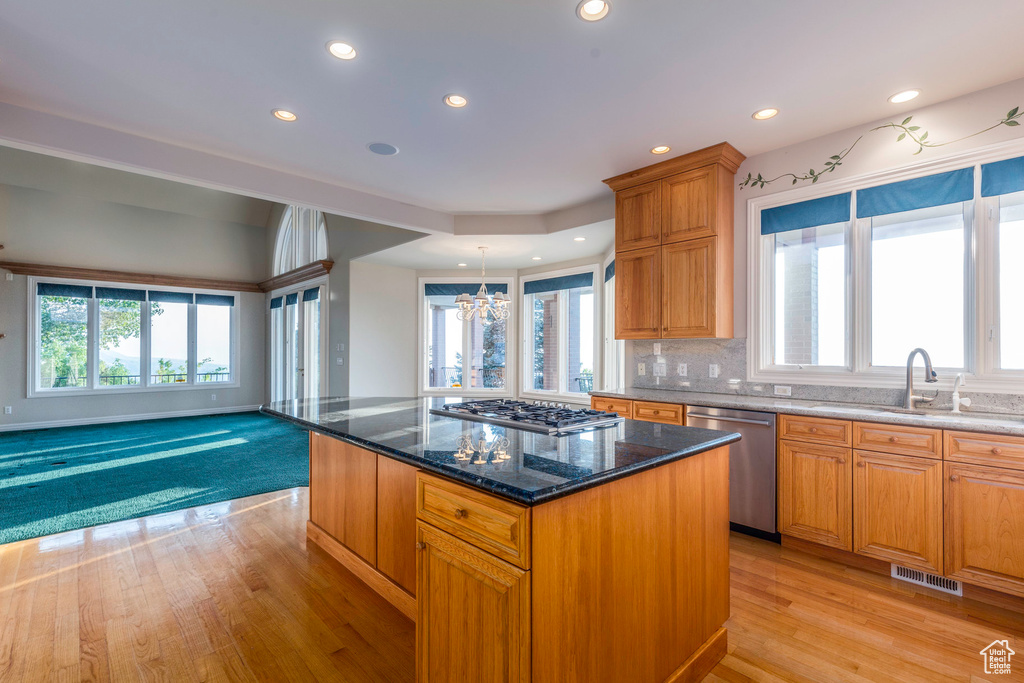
0;150;272;429
349;261;418;397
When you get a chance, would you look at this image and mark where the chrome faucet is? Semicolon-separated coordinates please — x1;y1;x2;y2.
904;348;938;410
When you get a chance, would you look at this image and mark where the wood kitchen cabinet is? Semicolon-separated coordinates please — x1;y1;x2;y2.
416;522;531;683
376;455;419;594
778;439;852;550
945;462;1024;598
614;246;661;339
853;450;943;573
309;432;377;564
604;142;744;341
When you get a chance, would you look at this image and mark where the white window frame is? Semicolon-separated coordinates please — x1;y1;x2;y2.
27;275;241;397
601;251;625;393
417;276;517;398
747;137;1024;393
268;276;330;402
519;264;602;404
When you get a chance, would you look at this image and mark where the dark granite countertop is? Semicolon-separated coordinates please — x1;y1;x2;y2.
261;397;740;506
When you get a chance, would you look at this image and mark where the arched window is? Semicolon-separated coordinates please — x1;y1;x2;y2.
273;205;328;276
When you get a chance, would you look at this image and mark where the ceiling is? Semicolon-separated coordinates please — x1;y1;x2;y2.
358;220;614;270
2;0;1024;218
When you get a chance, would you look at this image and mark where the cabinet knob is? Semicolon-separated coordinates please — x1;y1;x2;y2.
653;410;660;415
992;447;1003;455
889;436;899;443
415;542;426;550
837;458;846;465
809;427;818;434
950;475;959;482
454;508;467;519
857;461;866;467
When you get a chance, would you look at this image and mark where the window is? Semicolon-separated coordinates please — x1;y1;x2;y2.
603;259;625;392
31;279;238;395
273;205;328;276
522;270;596;397
751;156;1024;390
420;280;512;395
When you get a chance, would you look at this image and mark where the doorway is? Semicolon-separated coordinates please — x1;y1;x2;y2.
270;281;326;402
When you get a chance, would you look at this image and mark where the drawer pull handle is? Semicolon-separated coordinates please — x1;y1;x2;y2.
889;436;899;443
950;475;960;482
992;447;1003;455
454;508;468;519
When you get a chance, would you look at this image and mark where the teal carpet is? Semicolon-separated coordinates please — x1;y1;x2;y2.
0;412;309;546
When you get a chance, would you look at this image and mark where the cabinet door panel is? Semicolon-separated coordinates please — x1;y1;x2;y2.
778;440;852;550
376;455;418;595
853;451;942;573
615;246;661;339
945;463;1024;598
662;237;716;338
309;433;377;564
662;166;715;243
417;523;530;683
615;181;661;251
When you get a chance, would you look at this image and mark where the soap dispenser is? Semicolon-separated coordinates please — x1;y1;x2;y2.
951;373;972;413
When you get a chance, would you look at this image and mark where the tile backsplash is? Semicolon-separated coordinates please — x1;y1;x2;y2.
629;338;1024;415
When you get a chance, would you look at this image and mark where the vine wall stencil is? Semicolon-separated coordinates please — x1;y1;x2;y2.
739;106;1024;190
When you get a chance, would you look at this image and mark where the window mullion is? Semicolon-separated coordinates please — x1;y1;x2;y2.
852;217;872;373
142;298;151;388
88;296;99;390
188;302;198;385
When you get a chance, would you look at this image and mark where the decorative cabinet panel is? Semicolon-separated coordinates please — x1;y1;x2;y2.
778;439;853;550
376;455;419;594
661;165;715;243
945;462;1024;598
590;397;633;418
778;415;852;447
614;246;661;339
632;400;684;425
615;181;662;251
416;522;531;683
309;432;378;564
661;237;718;338
853;450;943;573
853;422;942;460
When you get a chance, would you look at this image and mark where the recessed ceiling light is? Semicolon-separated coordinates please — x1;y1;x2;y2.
272;109;297;122
457;263;468;267
367;142;399;156
326;41;357;60
888;89;920;104
574;237;586;242
650;145;671;155
576;0;610;21
752;108;779;121
532;256;542;261
444;94;468;108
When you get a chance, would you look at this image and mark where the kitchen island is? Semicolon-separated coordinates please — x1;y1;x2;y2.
263;397;740;683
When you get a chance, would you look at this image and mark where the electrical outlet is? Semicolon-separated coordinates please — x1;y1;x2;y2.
709;364;720;379
3;406;11;415
5;273;12;281
211;394;216;401
653;362;667;377
774;385;792;396
653;343;661;355
677;363;687;377
336;343;346;352
638;362;646;376
336;357;345;366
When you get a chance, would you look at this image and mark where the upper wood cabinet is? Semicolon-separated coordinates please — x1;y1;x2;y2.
615;246;661;339
615;181;662;251
604;142;744;341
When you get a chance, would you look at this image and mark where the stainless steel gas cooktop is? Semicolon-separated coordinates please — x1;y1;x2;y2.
431;399;624;435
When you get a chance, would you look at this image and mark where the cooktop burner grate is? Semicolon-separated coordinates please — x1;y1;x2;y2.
431;399;624;435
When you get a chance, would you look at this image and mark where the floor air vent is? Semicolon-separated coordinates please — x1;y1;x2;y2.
891;564;962;596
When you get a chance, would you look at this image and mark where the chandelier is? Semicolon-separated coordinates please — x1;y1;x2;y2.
454;433;512;465
456;247;510;326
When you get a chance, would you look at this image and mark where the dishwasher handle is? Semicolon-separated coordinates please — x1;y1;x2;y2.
685;412;774;428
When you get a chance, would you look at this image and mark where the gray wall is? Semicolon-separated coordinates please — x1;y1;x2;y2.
349;261;418;397
0;149;273;429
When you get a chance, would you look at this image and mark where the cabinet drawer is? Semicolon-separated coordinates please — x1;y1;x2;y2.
416;473;530;569
778;414;852;446
853;422;942;460
632;401;684;425
945;431;1024;471
590;397;633;419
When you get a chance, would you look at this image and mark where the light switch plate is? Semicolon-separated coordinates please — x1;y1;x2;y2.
5;273;12;281
3;407;11;415
653;362;667;377
653;343;661;355
336;357;345;366
638;362;646;376
709;364;720;379
678;363;687;377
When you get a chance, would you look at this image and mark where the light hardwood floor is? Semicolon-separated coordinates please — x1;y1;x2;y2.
1;487;1021;682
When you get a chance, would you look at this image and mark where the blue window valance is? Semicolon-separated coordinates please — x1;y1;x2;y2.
96;286;146;302
424;283;509;297
148;291;194;304
196;294;235;306
524;272;594;295
857;167;974;218
37;283;93;298
269;297;283;310
604;261;615;282
285;293;299;306
302;287;320;302
981;155;1024;197
761;193;851;235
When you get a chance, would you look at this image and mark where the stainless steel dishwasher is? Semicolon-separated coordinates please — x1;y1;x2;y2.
685;405;778;539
